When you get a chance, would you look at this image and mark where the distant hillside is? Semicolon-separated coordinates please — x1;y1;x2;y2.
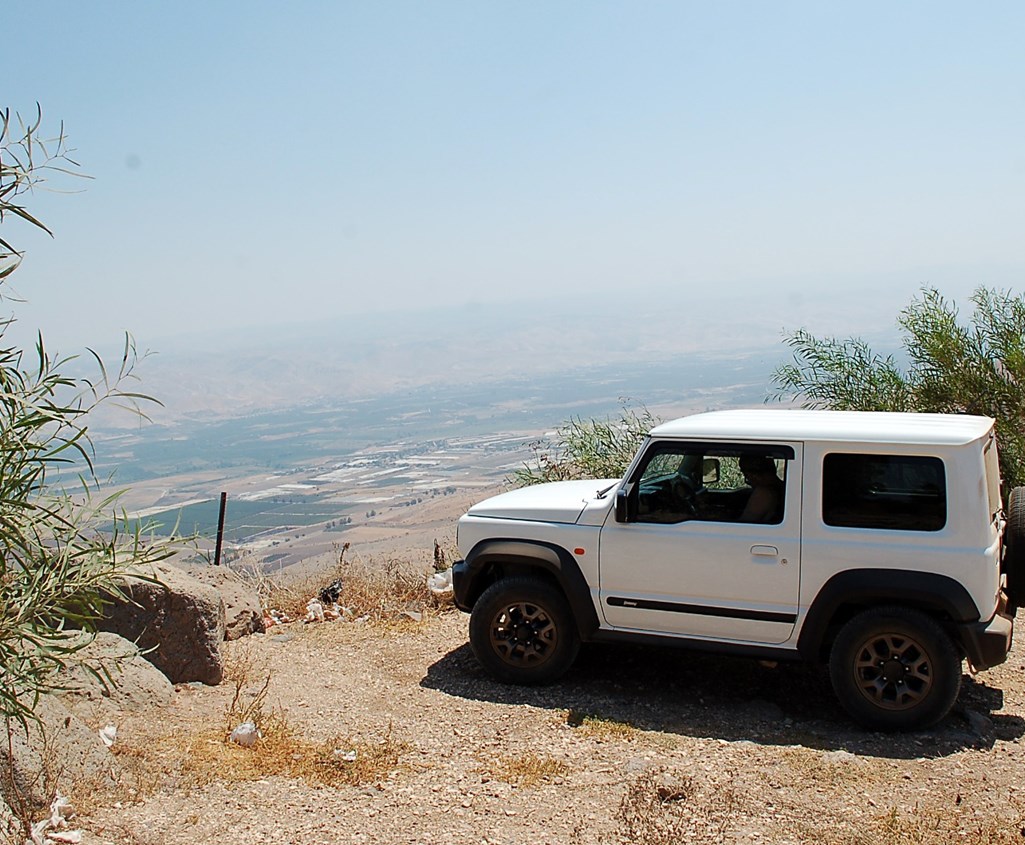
87;285;904;430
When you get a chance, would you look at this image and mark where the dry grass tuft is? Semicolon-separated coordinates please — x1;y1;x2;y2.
616;768;737;845
804;800;1025;845
246;544;447;628
114;718;409;793
566;709;639;740
480;753;570;788
617;769;695;845
774;746;879;789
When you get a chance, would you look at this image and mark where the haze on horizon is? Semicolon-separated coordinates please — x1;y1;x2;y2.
3;2;1022;360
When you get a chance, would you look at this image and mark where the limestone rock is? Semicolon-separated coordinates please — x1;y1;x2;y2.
180;564;265;641
0;695;113;810
53;632;174;723
98;562;226;685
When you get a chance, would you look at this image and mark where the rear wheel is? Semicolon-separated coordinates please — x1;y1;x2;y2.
1003;487;1025;607
469;576;579;685
829;606;962;730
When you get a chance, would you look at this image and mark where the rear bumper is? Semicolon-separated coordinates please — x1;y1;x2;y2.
958;591;1015;671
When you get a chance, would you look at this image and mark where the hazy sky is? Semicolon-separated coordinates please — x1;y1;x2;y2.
4;2;1023;351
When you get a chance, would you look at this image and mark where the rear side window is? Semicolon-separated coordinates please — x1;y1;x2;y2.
984;435;1001;523
822;454;946;531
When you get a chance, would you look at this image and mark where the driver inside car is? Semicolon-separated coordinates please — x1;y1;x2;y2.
738;455;785;524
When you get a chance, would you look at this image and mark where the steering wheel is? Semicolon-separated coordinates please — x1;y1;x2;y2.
669;472;698;516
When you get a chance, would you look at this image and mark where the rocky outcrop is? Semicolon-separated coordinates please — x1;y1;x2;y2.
181;564;265;641
1;632;175;823
55;632;174;723
2;691;114;811
98;563;226;685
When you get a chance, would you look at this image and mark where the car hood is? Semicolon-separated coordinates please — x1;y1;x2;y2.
465;479;619;524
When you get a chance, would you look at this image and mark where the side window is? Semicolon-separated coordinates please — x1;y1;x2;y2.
821;453;946;531
984;435;1001;523
635;447;693;524
633;444;789;525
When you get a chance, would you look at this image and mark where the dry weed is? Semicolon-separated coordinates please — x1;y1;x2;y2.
616;769;695;845
616;768;737;845
0;808;18;845
566;709;639;741
114;718;409;793
250;543;447;628
479;753;570;787
803;799;1025;845
773;746;881;789
221;639;272;733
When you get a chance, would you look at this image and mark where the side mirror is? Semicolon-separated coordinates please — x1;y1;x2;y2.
615;483;637;522
702;458;720;484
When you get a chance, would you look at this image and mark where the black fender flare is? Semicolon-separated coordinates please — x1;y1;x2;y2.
797;568;981;662
455;538;600;640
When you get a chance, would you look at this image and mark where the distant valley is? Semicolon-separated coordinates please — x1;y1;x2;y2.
82;290;904;571
94;348;786;571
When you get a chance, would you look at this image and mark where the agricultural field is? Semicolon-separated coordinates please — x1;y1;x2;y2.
96;349;778;570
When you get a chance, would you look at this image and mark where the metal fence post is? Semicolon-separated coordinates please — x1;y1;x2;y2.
214;492;228;566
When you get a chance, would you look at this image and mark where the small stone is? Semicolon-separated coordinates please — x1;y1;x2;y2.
822;750;858;764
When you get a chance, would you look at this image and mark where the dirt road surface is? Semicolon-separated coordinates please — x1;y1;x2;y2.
83;610;1025;845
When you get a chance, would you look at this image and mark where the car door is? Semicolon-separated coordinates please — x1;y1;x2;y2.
597;440;802;645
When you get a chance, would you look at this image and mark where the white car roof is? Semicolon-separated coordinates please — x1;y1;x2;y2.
649;409;994;446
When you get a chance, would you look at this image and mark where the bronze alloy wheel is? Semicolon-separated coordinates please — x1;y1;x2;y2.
851;630;934;711
489;599;558;668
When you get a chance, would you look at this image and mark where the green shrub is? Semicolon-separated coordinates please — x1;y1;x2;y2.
0;107;176;731
773;287;1025;489
512;402;658;486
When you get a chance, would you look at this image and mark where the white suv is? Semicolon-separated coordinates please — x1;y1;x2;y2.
453;409;1020;730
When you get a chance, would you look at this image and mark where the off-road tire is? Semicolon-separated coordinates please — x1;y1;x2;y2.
1003;487;1025;608
829;606;962;731
469;576;580;685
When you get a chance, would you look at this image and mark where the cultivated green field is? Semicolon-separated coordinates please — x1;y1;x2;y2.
156;496;359;544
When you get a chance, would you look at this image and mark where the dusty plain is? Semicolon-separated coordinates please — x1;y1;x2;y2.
84;604;1025;845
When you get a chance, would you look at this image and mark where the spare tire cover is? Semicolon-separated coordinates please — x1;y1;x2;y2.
1003;487;1025;605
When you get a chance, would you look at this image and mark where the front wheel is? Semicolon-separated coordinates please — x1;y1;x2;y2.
469;576;580;685
829;606;962;730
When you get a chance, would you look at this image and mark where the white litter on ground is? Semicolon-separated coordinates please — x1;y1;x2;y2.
428;568;454;601
229;722;262;747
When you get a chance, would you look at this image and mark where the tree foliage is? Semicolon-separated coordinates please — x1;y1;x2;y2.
0;107;174;728
773;286;1025;489
512;402;658;486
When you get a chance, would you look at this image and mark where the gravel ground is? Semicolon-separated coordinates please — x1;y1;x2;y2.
80;612;1025;845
